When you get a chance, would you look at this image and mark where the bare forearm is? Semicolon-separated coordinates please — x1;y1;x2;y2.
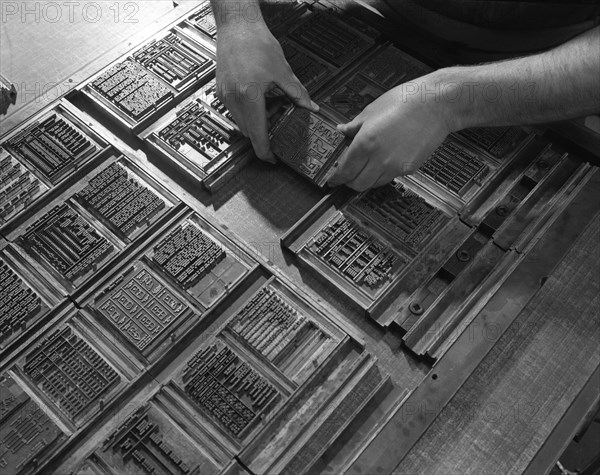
432;26;600;131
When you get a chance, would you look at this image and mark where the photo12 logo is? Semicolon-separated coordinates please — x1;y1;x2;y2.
13;81;75;105
1;2;139;24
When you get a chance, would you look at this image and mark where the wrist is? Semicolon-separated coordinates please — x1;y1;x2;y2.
424;66;484;132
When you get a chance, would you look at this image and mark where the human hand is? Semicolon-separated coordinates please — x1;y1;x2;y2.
329;77;457;191
216;21;318;162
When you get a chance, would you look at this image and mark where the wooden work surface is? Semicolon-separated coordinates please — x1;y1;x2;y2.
397;212;600;474
2;1;599;474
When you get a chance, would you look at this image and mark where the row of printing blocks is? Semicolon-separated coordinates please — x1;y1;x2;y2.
0;103;112;228
82;28;216;133
1;214;393;474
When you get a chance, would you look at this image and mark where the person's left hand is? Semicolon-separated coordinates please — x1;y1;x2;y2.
329;78;457;191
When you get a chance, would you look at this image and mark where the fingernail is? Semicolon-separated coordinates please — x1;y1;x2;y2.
311;101;320;112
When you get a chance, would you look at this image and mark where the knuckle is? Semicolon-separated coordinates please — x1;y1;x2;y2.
360;131;378;152
289;72;303;88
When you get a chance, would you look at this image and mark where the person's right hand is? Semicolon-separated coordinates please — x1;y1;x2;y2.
329;76;457;191
216;20;318;163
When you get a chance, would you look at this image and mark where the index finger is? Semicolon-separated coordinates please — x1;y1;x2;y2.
242;94;276;163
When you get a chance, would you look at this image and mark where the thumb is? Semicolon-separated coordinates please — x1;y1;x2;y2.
337;117;363;138
280;75;319;112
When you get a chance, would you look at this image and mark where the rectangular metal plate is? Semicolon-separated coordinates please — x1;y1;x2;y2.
270;107;347;187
